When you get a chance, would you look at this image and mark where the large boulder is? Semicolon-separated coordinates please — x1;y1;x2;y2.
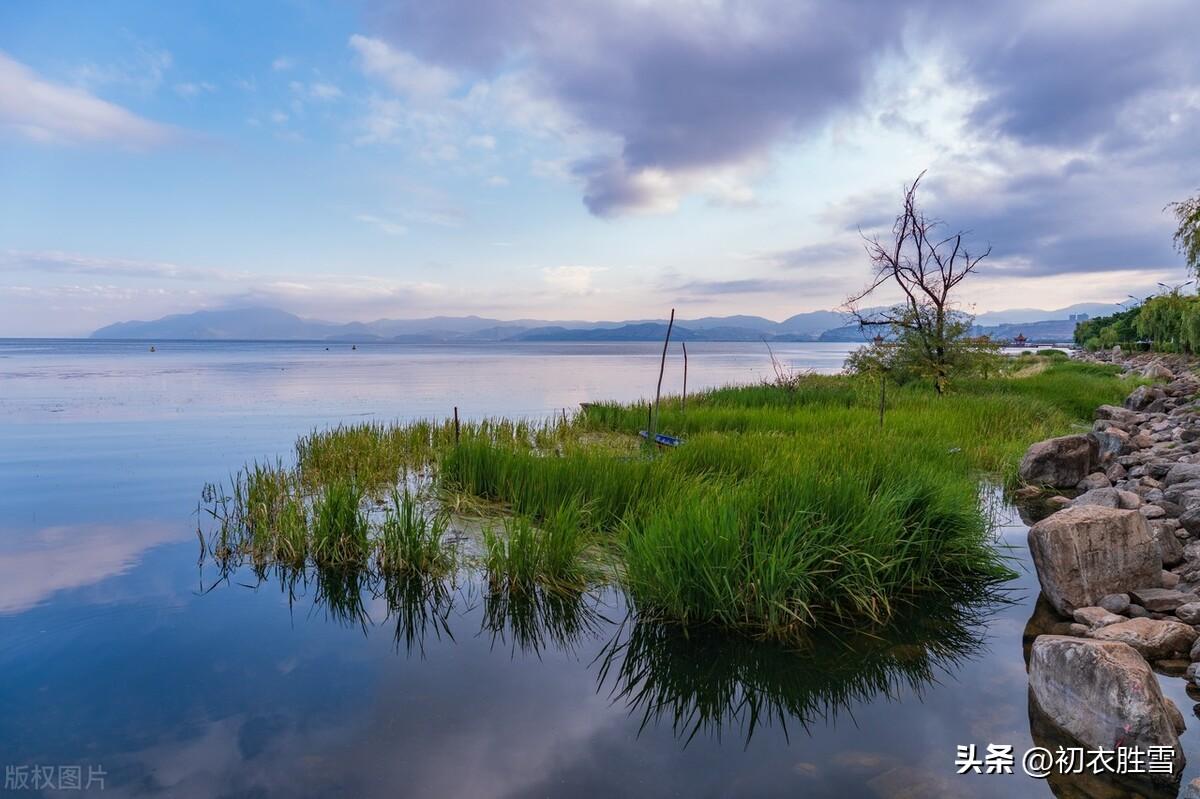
1164;463;1200;487
1127;385;1167;411
1090;617;1198;659
1020;434;1098;488
1029;636;1185;788
1090;428;1131;463
1028;506;1161;616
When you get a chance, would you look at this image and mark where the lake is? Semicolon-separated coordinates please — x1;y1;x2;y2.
0;339;1194;798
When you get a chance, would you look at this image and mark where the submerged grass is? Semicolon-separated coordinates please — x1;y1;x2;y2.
200;357;1136;643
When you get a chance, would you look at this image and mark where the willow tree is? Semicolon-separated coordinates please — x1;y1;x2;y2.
846;172;991;395
1169;190;1200;278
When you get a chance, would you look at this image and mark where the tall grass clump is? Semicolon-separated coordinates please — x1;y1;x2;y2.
310;480;369;567
378;489;452;575
483;501;594;594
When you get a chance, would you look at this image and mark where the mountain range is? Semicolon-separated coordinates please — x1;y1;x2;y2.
90;303;1119;343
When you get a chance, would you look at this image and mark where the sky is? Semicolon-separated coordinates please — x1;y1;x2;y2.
1;0;1198;336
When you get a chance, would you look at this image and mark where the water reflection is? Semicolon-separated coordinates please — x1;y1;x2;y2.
199;556;1008;752
598;587;1007;747
481;586;609;657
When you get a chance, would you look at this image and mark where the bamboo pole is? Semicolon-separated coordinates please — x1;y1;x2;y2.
651;309;676;442
681;341;688;412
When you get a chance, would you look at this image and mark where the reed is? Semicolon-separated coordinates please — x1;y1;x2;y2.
310;480;370;567
378;488;452;575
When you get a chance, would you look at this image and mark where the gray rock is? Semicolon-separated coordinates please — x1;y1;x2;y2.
1117;489;1142;509
1180;506;1200;535
1073;606;1126;628
1106;462;1128;482
1072;487;1122;508
1141;503;1167;519
1090;428;1130;463
1155;523;1186;567
1130;587;1197;612
1190;637;1200;661
1091;617;1198;659
1177;602;1200;625
1182;776;1200;799
1020;434;1098;488
1076;472;1112;491
1028;636;1184;783
1127;385;1167;411
1099;593;1131;614
1027;506;1162;615
1163;570;1182;589
1142;363;1175;381
1165;463;1200;487
1129;603;1152;618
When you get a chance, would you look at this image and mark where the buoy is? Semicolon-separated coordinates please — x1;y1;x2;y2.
149;345;156;352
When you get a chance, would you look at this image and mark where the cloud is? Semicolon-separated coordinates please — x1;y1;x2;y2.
349;35;458;99
354;214;408;236
290;80;342;101
271;56;296;71
174;81;216;97
541;265;605;295
1;250;239;281
0;51;173;146
72;42;173;95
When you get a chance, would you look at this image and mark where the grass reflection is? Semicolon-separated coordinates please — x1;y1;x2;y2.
597;584;1009;746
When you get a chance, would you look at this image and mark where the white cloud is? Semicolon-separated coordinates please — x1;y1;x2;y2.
355;214;408;236
349;34;458;99
486;175;509;187
0;52;172;146
467;134;496;150
271;56;295;71
290;80;342;102
72;44;173;95
541;265;605;295
173;81;216;97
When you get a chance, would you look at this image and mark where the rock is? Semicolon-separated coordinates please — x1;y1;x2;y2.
1155;525;1185;567
1028;636;1184;785
1157;659;1192;678
1165;462;1200;487
1162;570;1181;589
1092;617;1198;659
1072;487;1122;508
1130;587;1196;612
1117;489;1142;509
1177;602;1200;625
1166;698;1187;734
1143;363;1176;381
1100;593;1131;614
1073;606;1125;628
1129;603;1152;618
1020;434;1098;488
1141;503;1167;519
1107;462;1128;482
1027;506;1162;615
1127;385;1166;411
1096;403;1138;422
1090;428;1131;463
1182;777;1200;799
1134;432;1157;449
1191;637;1200;661
1045;495;1073;510
1076;472;1112;491
1180;506;1200;535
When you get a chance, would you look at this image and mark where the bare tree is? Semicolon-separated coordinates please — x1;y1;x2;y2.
845;172;991;395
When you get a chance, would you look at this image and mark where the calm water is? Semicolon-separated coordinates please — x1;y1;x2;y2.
0;339;1195;798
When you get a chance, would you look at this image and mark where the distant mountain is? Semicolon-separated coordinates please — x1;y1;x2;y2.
972;303;1120;327
89;303;1110;343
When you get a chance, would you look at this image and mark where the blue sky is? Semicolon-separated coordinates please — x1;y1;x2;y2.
1;0;1197;336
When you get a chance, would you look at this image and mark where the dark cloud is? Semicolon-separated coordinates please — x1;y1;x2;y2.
362;0;1200;284
365;0;909;214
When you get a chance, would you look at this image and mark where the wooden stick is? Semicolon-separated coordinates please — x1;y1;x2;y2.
681;341;688;412
453;406;460;444
652;309;676;439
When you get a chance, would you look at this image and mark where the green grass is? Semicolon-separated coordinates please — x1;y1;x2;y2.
310;480;370;567
378;488;452;575
482;501;595;593
199;357;1135;643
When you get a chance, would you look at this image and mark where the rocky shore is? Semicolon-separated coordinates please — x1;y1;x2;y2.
1019;352;1200;795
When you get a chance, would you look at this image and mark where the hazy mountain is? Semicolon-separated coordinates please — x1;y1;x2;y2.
90;303;1109;342
972;303;1120;327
